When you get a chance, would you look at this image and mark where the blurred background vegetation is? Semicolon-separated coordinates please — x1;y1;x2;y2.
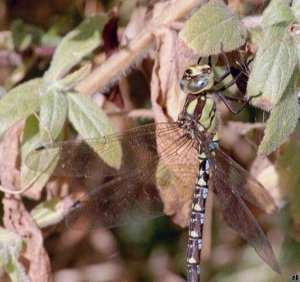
0;0;299;282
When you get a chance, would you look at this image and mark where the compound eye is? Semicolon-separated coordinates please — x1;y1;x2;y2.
188;77;208;93
179;78;188;92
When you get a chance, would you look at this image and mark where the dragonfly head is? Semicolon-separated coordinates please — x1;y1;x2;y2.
180;64;214;94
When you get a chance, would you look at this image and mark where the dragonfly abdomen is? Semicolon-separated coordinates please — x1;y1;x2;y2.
187;145;214;282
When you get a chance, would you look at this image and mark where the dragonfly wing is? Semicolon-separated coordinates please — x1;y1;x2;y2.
156;162;198;227
213;149;277;213
156;129;199;227
213;165;281;274
65;162;198;230
25;122;184;178
66;169;164;229
65;124;199;230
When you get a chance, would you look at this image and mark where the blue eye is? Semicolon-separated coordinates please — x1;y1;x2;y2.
188;77;208;93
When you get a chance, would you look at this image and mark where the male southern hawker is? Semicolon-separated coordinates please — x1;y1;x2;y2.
26;55;281;282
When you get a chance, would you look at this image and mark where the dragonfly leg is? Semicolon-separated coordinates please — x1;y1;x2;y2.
197;55;212;66
213;71;245;93
218;91;262;115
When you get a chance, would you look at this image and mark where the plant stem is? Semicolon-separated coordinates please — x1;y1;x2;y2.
75;0;204;96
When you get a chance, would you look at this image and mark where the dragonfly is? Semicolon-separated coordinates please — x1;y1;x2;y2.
26;53;281;282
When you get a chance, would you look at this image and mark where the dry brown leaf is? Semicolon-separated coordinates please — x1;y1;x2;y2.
0;125;52;282
0;118;50;200
3;197;52;282
150;29;203;227
250;157;281;207
0;121;23;191
120;5;148;45
151;29;183;122
150;27;199;122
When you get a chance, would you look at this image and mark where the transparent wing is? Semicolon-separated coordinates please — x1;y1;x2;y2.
212;151;281;274
25;123;190;177
213;149;277;213
65;169;163;229
65;161;198;230
61;122;199;229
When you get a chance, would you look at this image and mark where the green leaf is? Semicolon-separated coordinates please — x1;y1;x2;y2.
39;88;67;143
58;63;91;87
292;0;300;20
0;228;30;282
247;25;297;110
66;90;121;169
258;70;299;155
293;33;300;64
179;1;246;55
262;0;295;27
44;15;107;81
0;78;42;136
21;115;59;198
248;26;265;47
31;199;65;228
40;28;62;47
10;19;44;51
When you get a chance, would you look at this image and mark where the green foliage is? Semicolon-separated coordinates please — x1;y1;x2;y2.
31;199;65;228
59;63;91;87
0;15;119;193
66;91;122;169
20;115;58;193
179;1;246;55
39;89;67;143
292;0;300;19
66;91;115;139
258;71;300;155
10;19;44;51
44;15;107;81
1;1;299;280
180;0;300;155
0;78;42;136
247;25;297;108
0;228;30;282
262;0;295;27
247;0;300;155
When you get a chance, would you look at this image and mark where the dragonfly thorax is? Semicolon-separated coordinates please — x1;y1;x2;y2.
179;64;214;94
178;93;218;136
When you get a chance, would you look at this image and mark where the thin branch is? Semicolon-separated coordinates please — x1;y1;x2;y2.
107;109;155;119
75;0;204;96
0;172;45;195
